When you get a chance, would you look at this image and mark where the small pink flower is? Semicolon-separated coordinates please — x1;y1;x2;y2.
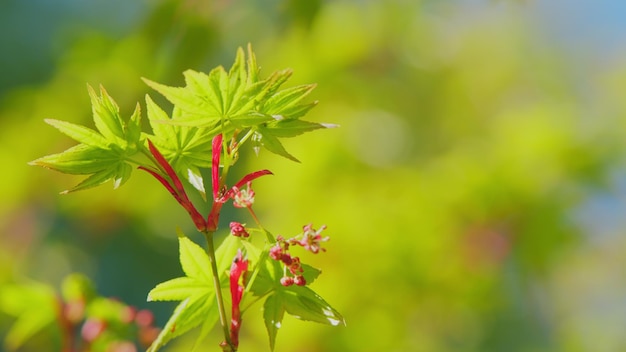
232;182;255;208
287;256;303;275
229;222;250;238
280;276;294;287
299;224;329;254
269;243;283;261
294;275;306;286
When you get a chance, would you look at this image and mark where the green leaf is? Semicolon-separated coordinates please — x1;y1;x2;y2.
177;230;212;282
0;283;58;350
215;234;244;283
253;128;300;162
29;144;126;181
264;119;328;138
88;85;126;145
44;119;110;149
147;277;209;302
144;94;217;195
261;84;317;118
30;85;141;192
147;230;238;352
280;286;345;326
66;168;117;194
250;251;344;350
61;273;96;303
263;293;285;351
147;293;218;352
230;112;275;128
143;78;213;118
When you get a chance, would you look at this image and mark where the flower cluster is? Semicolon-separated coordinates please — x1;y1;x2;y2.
229;221;250;238
269;224;330;287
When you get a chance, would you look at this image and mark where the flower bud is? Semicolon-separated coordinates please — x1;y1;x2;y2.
294;275;307;286
229;222;250;238
280;276;294;287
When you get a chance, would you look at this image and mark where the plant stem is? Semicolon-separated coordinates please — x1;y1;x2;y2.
203;230;235;351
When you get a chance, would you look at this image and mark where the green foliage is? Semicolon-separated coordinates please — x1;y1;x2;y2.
30;45;332;194
146;231;234;351
0;282;57;350
29;85;142;193
9;1;622;351
27;45;342;351
0;274;160;351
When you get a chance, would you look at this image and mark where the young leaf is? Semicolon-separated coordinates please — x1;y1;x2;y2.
260;84;317;118
44;119;110;149
30;85;142;192
253;128;300;162
146;231;242;352
88;85;126;144
263;119;329;138
146;231;219;352
263;293;285;351
251;253;343;350
280;286;345;326
144;94;215;195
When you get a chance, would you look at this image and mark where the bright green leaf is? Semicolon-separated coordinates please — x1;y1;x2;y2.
147;277;210;302
281;287;345;326
215;234;243;284
147;230;237;352
30;144;120;175
88;85;126;145
263;293;285;351
65;167;117;194
254;128;300;162
261;84;317;117
264;119;328;138
44;119;110;149
177;230;212;282
147;293;219;352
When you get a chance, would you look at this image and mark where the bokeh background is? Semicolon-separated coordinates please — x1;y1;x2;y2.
2;0;626;351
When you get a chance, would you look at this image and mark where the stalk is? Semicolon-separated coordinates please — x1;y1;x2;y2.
203;230;236;351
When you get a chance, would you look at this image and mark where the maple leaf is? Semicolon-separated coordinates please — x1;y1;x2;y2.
29;85;142;193
146;230;240;352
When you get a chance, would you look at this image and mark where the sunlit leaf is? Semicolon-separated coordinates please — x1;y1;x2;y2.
146;230;240;352
177;230;212;282
263;293;285;351
44;119;110;149
30;85;142;192
253;128;300;162
263;119;328;138
280;287;345;326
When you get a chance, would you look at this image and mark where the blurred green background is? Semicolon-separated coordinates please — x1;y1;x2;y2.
2;0;626;351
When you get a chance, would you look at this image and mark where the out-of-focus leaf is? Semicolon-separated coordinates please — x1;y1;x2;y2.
0;283;58;350
61;273;96;303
